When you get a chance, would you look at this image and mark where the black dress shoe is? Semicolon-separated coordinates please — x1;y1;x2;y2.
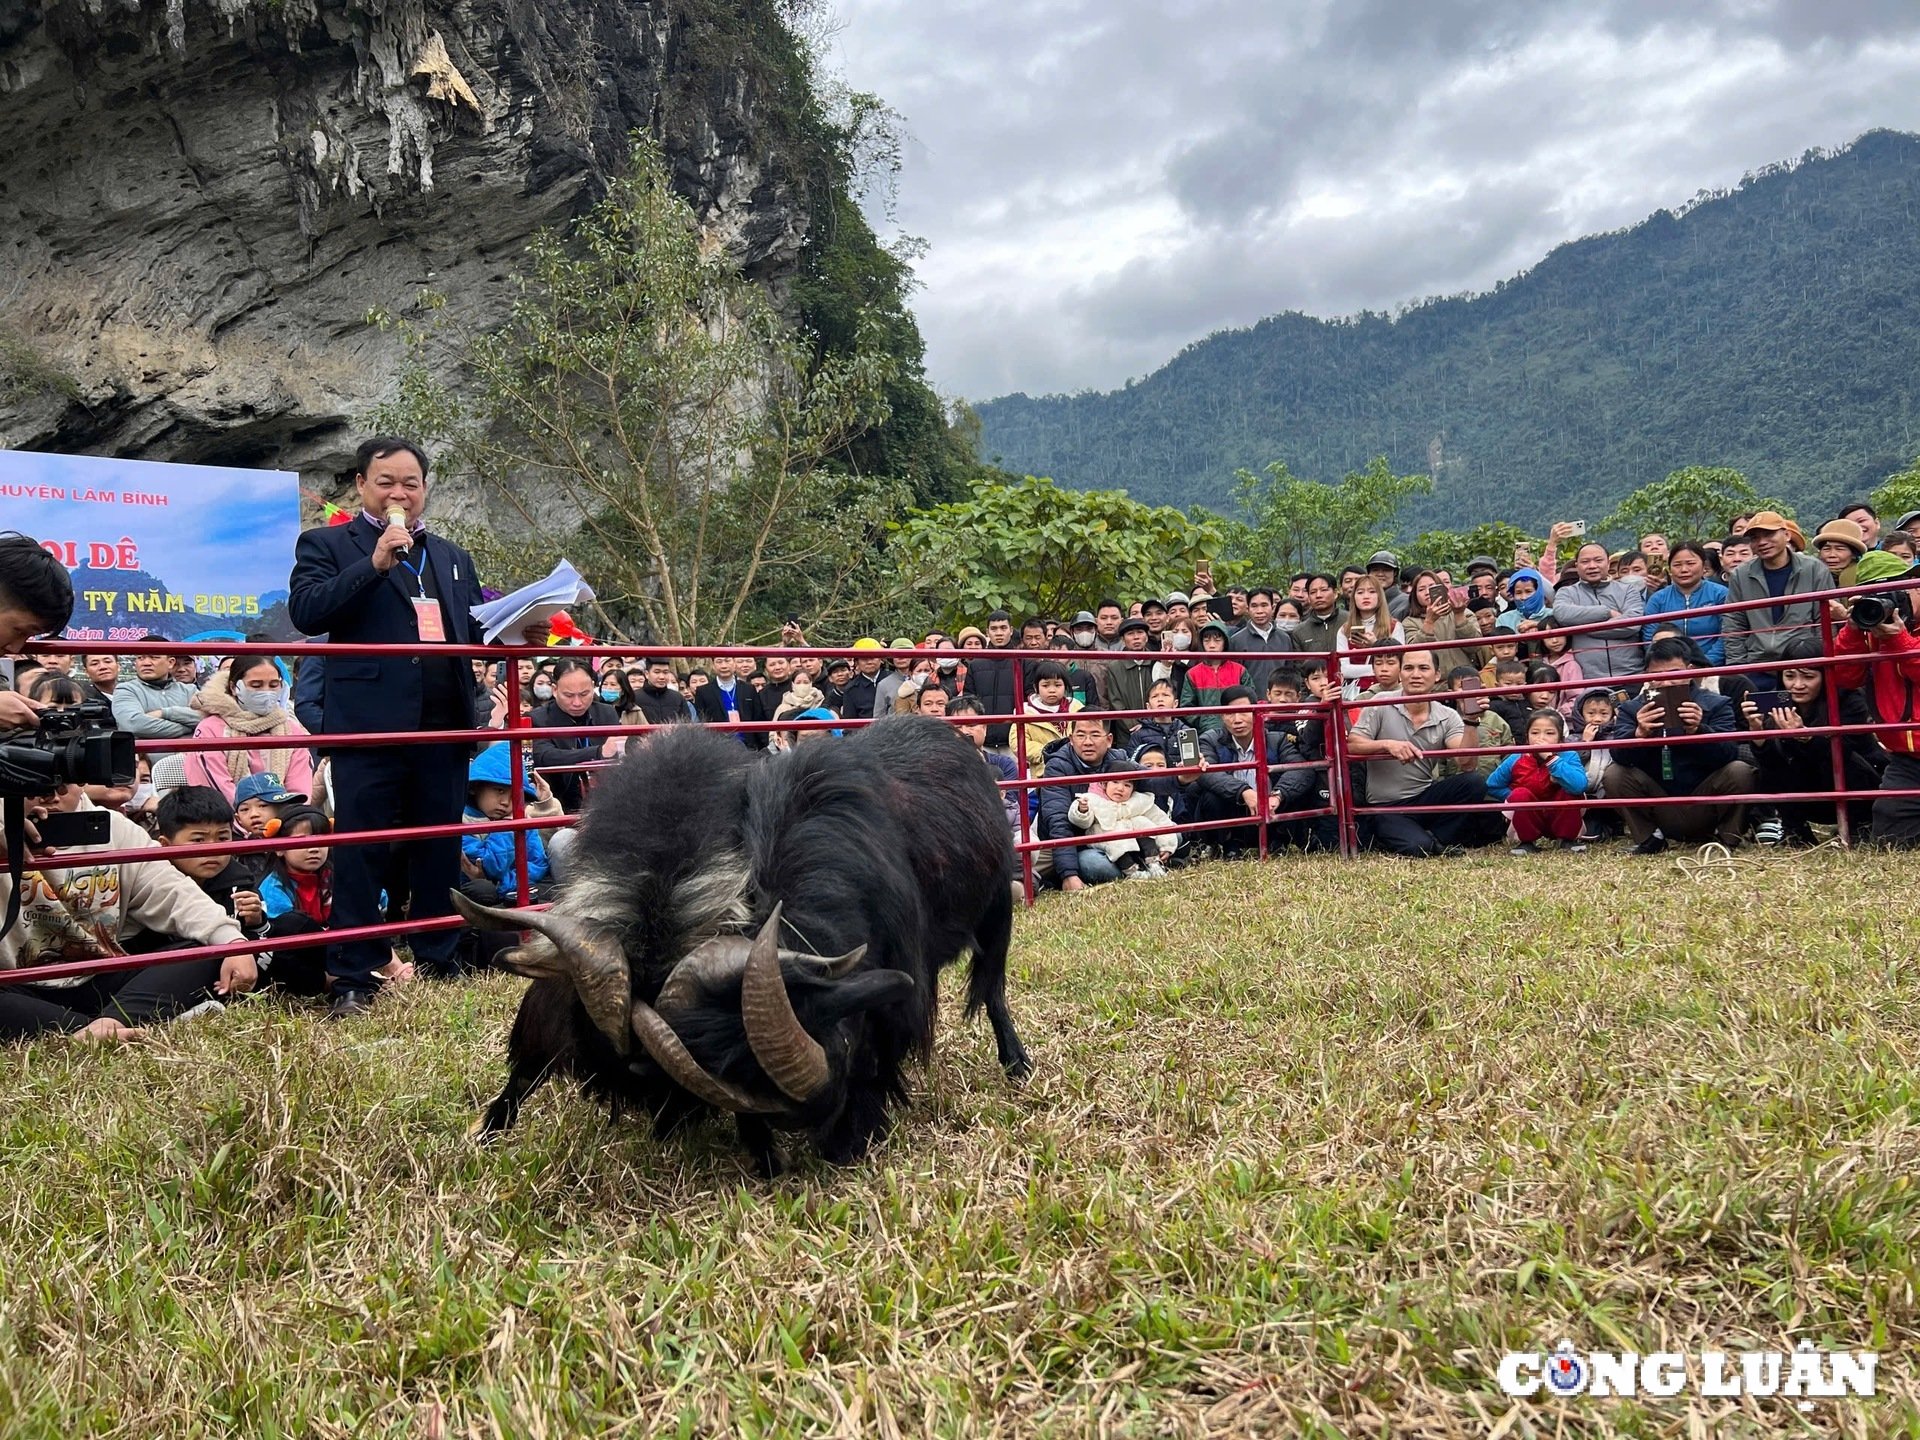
1630;834;1669;856
327;986;376;1020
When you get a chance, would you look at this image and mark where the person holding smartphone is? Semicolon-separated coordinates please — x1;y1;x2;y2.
0;784;260;1040
1601;637;1755;854
1829;579;1920;845
1740;636;1885;844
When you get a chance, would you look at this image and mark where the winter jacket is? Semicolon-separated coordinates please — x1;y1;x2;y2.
967;647;1020;748
1723;552;1833;668
1020;696;1083;770
1289;608;1344;655
1195;727;1315;811
628;680;692;728
1227;623;1291;695
182;685;315;806
1098;656;1156;738
981;747;1021;831
462;822;552;900
110;674;201;742
530;699;621;811
1546;650;1585;717
1402;606;1487;678
1038;744;1134;881
837;671;881;727
0;796;245;974
1458;706;1514;779
1180;658;1248;732
1551;579;1647;679
1641;579;1729;664
1605;689;1739;793
1066;788;1177;859
1830;623;1920;756
1749;687;1887;793
1486;749;1589;801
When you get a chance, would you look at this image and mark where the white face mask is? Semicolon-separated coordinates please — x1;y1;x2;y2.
1167;631;1192;652
238;687;284;715
1073;630;1096;648
533;682;554;701
125;781;154;811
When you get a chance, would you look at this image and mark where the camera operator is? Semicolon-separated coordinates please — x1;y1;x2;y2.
1829;566;1920;847
0;532;79;731
0;783;259;1041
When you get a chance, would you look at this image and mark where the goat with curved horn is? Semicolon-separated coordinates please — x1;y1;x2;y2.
448;889;633;1054
629;1002;782;1115
739;904;831;1103
655;934;869;1017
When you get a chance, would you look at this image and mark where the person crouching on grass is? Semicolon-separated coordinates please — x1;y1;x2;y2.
0;784;260;1042
1486;709;1590;855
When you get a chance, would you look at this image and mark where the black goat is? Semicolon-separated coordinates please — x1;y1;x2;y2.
456;716;1030;1175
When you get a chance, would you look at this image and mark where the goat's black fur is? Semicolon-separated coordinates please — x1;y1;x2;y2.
476;717;1028;1172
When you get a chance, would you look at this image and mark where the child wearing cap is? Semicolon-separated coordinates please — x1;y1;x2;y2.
232;772;306;845
460;742;562;904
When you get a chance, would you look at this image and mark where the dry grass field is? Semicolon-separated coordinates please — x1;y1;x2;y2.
0;848;1913;1437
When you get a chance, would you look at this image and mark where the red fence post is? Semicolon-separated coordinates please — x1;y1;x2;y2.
1253;702;1271;860
1819;606;1852;848
1013;707;1036;907
1326;690;1357;858
506;658;533;905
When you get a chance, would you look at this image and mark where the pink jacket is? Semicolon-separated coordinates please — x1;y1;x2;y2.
182;713;315;805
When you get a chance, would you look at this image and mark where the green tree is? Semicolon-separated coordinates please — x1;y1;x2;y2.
1599;466;1794;544
372;139;912;648
1870;455;1920;528
888;476;1233;628
1402;522;1542;577
1227;457;1432;575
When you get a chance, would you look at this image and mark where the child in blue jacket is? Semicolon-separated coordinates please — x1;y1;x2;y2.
461;743;557;903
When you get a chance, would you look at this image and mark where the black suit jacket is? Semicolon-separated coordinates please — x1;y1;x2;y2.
287;519;484;735
693;677;768;749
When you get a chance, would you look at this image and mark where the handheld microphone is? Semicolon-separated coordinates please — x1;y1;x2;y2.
387;506;411;553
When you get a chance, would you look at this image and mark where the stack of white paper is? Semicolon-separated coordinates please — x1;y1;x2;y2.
469;559;596;645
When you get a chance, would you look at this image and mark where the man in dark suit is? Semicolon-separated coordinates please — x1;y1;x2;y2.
691;653;768;748
288;437;487;1014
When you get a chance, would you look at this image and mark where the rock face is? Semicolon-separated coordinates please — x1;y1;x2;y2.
0;0;816;492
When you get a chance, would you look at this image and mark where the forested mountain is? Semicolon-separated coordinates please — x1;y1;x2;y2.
976;129;1920;532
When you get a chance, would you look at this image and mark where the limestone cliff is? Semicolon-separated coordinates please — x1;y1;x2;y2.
0;0;821;490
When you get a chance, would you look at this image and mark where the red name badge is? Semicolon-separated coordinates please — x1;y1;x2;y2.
412;596;447;643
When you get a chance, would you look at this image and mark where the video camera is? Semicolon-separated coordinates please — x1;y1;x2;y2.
0;699;136;798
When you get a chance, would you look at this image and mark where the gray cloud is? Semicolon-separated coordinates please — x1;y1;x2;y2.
830;0;1920;400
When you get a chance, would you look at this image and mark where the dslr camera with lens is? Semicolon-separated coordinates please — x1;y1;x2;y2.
0;699;136;798
1849;594;1906;631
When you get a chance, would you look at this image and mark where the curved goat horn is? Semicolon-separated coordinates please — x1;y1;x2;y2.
630;1001;781;1114
740;903;830;1103
449;889;633;1055
656;935;870;1017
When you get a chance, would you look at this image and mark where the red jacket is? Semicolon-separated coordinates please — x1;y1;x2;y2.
1831;625;1920;755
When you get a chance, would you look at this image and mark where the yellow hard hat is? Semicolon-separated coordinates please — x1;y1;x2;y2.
851;637;883;651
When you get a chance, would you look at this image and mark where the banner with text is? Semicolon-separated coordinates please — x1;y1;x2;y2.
0;450;302;643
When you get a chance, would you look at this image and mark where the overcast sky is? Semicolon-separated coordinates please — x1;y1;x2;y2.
828;0;1920;402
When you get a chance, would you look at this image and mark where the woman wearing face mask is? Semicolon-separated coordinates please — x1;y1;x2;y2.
1152;616;1195;694
183;654;314;806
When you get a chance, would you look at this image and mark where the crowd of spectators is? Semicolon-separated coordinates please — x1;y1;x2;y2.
3;446;1918;1040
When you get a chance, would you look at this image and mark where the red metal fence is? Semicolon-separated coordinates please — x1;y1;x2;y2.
2;570;1914;986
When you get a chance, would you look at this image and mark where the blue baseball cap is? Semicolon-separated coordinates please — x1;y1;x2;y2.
234;772;305;807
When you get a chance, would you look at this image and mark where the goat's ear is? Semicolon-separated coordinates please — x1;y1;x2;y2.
811;971;916;1025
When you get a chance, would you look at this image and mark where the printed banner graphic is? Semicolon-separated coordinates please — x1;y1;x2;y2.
0;450;302;643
